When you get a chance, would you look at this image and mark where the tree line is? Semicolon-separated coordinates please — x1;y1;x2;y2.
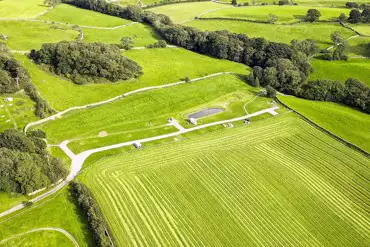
71;181;115;247
29;41;142;85
62;0;370;113
0;129;67;195
0;43;54;118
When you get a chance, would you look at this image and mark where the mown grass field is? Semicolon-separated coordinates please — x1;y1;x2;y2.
82;23;159;47
279;95;370;152
0;93;39;132
186;20;355;48
0;188;93;247
0;0;48;19
202;6;350;23
309;58;370;86
38;4;130;27
150;2;230;23
0;21;78;50
16;48;248;110
80;113;370;247
37;74;270;153
349;24;370;36
0;231;75;247
295;0;369;7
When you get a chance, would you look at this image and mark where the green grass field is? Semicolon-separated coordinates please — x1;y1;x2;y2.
0;0;48;19
295;0;369;7
0;231;75;247
15;48;248;110
0;93;39;132
309;58;370;86
186;20;356;48
150;2;230;23
349;24;370;36
279;95;370;152
0;188;93;247
202;6;350;23
80;113;370;246
0;21;79;50
347;36;370;57
37;74;270;153
82;23;159;47
38;4;131;27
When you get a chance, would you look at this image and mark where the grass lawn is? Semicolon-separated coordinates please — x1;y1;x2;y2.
15;48;249;110
0;0;48;19
279;95;370;152
349;24;370;36
0;231;75;247
295;0;369;7
309;58;370;86
38;4;131;27
186;20;356;48
82;23;159;47
202;6;351;23
347;36;370;57
37;74;270;153
0;188;93;247
0;192;27;213
150;2;231;23
0;93;39;132
80;113;370;246
0;21;78;50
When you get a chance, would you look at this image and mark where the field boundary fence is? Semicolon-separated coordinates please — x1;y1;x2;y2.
276;97;370;158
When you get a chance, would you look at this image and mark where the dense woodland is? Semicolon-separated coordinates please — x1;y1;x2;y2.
0;130;67;194
0;44;54;118
71;181;115;247
64;0;370;113
30;42;142;84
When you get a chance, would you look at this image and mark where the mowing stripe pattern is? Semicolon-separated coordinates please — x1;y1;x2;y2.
83;114;370;247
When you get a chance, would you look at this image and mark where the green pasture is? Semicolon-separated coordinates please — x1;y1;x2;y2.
0;93;39;132
309;58;370;86
37;74;270;153
0;0;48;19
202;6;350;23
38;4;130;27
349;24;370;36
80;113;370;246
279;95;370;152
15;48;248;110
0;231;75;247
119;0;139;6
0;188;93;247
82;23;159;47
0;192;27;213
294;0;369;7
347;36;370;57
186;20;355;48
0;21;78;50
150;2;230;23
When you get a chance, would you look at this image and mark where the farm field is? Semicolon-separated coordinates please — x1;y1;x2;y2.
309;58;370;86
37;74;269;153
186;20;356;48
80;113;370;247
0;94;39;132
0;188;93;247
347;36;370;57
0;231;75;247
279;95;370;152
202;6;350;23
38;4;131;27
349;24;370;36
295;0;369;7
82;23;159;47
0;0;48;19
15;48;248;110
150;2;230;23
0;21;78;50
